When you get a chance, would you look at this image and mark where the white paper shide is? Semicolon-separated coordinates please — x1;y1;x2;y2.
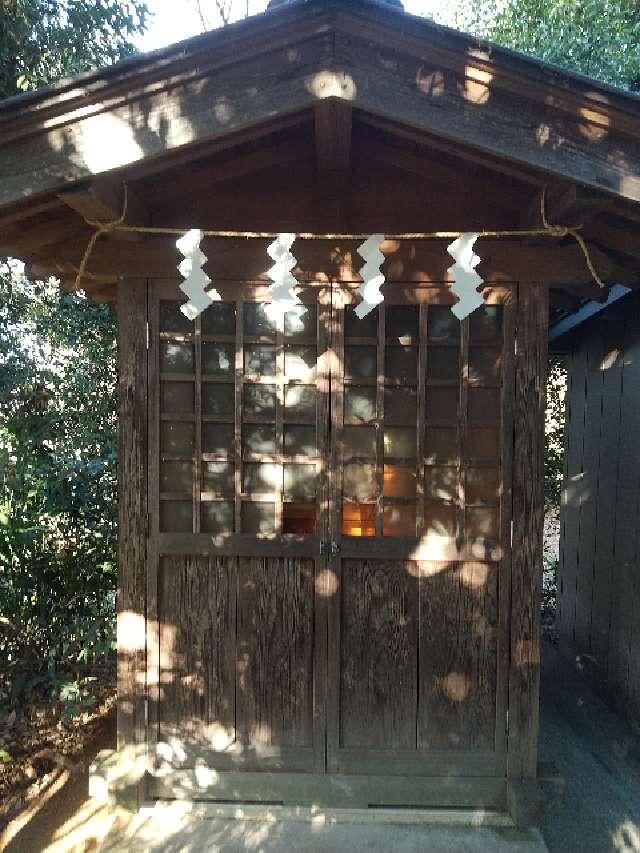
355;234;385;319
265;232;303;323
447;232;485;321
176;229;221;320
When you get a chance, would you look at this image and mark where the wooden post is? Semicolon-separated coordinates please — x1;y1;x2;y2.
116;278;148;808
507;282;548;827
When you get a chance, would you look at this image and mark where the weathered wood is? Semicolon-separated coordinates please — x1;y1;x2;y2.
149;770;507;809
116;278;148;807
419;562;498;751
508;282;548;779
159;555;236;750
3;0;640;208
236;557;315;751
340;559;418;749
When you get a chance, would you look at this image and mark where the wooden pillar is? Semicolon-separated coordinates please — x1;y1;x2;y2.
116;278;148;807
507;282;548;826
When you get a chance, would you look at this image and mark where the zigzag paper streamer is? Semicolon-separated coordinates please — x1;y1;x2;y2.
447;232;485;321
265;232;303;324
355;234;385;319
176;229;221;320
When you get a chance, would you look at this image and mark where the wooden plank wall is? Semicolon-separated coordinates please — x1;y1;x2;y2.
558;290;640;721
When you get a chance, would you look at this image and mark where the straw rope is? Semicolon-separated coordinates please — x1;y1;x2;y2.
73;183;605;291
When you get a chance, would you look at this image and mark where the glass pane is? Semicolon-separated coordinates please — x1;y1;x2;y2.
424;503;457;536
201;501;234;534
243;424;276;455
203;423;234;455
425;428;458;464
161;422;194;455
468;348;502;383
203;383;234;417
427;347;459;381
242;502;276;534
386;346;417;383
161;341;194;373
244;303;277;337
284;385;315;420
425;467;457;502
466;468;500;504
342;503;376;536
202;461;235;496
284;425;315;457
243;462;280;493
470;305;503;341
345;346;377;379
384;427;415;458
466;428;500;462
244;345;276;375
426;387;458;421
160;500;192;533
386;305;418;342
203;343;234;375
161;381;194;414
284;464;316;499
384;388;417;425
343;426;376;458
428;306;460;340
201;302;235;336
345;305;377;338
245;384;276;419
285;346;316;380
283;503;315;534
345;386;376;423
383;503;416;536
160;300;192;333
160;460;192;493
466;507;499;540
383;464;416;498
285;304;316;339
468;388;501;423
344;463;376;500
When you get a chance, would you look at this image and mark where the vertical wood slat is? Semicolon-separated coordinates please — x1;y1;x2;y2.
275;312;285;534
146;286;160;762
457;319;470;542
234;299;243;534
194;314;202;533
314;287;332;774
508;282;548;779
327;287;345;772
117;279;148;801
416;304;428;541
495;289;515;767
375;304;385;537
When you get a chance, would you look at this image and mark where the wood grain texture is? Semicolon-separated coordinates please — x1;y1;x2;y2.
419;561;498;751
159;555;236;747
508;282;548;779
237;556;315;748
116;279;148;762
339;559;418;749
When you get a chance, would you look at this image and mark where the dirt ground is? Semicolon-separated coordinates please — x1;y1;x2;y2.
3;638;640;853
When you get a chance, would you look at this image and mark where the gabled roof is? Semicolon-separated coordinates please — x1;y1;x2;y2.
1;0;640;209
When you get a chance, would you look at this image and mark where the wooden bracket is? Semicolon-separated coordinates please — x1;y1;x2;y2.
314;98;352;230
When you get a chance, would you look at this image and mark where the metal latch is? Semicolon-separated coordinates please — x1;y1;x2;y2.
320;541;340;557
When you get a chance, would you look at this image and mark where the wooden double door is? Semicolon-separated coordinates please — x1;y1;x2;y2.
148;276;513;807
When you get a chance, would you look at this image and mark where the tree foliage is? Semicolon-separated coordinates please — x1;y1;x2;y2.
0;0;148;100
452;0;640;92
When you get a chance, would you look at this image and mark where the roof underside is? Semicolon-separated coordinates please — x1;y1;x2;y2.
0;0;639;311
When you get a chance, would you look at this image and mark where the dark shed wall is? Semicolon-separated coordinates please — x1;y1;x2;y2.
558;290;640;721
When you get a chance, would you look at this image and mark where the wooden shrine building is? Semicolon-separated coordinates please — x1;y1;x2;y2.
1;0;640;826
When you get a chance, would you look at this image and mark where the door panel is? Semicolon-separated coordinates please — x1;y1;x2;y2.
328;283;513;777
150;280;328;775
